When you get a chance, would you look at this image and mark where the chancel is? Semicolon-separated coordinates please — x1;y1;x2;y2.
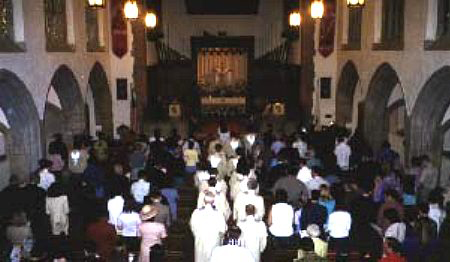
1;0;450;261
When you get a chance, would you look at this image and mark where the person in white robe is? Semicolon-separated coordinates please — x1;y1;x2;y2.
210;226;254;262
197;177;231;220
190;192;227;262
237;204;268;262
233;179;265;222
46;183;70;235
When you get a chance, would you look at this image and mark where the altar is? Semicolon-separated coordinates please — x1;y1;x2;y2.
196;46;248;117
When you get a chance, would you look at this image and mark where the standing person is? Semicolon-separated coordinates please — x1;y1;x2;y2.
297;159;313;184
93;132;109;163
272;165;309;205
210;226;255;262
138;205;167;262
418;155;438;203
334;137;351;172
146;191;171;228
107;192;125;229
377;190;404;232
383;209;406;243
68;138;89;176
131;170;150;205
161;177;179;222
86;208;118;261
300;190;328;232
292;133;308;159
327;204;352;260
379;238;406;262
233;180;265;222
48;133;68;172
267;189;294;249
37;159;55;191
184;140;200;175
190;192;227;262
117;199;141;254
414;203;438;260
129;143;146;181
237;204;268;262
46;182;70;236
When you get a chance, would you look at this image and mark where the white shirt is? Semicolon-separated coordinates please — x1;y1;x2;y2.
327;211;351;238
429;204;446;232
269;203;294;237
334;142;351;170
210;244;255;262
117;212;141;237
238;216;268;262
131;179;150;204
292;139;308;158
38;169;55;191
107;196;125;226
306;176;330;192
297;166;313;184
384;222;406;243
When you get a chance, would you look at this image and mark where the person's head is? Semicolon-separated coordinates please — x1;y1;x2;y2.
274;189;288;203
383;237;402;255
53;133;63;142
208;177;217;188
382;141;391;149
311;190;321;202
203;191;215;205
113;163;124;175
311;166;322;178
188;140;195;150
421;155;431;166
224;226;241;243
154;128;161;140
247;179;258;191
383;208;401;224
428;189;443;205
320;184;331;198
123;198;137;213
306;224;321;238
149;191;162;203
138;170;148;181
299;158;307;167
418;203;430;217
214;143;223;153
245;204;256;217
140;205;158;222
337;137;345;144
384;189;400;202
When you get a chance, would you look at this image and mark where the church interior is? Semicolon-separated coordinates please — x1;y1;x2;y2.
1;0;450;261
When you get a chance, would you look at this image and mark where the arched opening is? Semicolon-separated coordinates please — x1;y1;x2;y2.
87;62;113;138
410;66;450;184
336;61;359;126
364;63;405;154
441;120;450;185
387;97;407;163
0;69;41;182
44;65;84;150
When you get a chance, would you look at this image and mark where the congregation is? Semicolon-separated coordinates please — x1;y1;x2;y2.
0;122;449;262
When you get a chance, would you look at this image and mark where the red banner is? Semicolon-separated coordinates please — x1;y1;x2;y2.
111;0;128;58
319;0;336;58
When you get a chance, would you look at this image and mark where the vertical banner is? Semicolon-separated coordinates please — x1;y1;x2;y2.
111;0;128;58
319;0;336;58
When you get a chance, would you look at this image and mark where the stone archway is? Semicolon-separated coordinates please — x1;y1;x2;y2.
44;65;85;149
0;69;41;180
410;66;450;168
336;61;359;126
88;62;113;137
364;63;401;153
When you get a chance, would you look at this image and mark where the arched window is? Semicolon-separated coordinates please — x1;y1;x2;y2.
85;4;105;52
373;0;404;50
45;0;71;51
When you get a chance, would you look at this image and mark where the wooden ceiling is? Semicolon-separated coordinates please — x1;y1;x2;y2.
184;0;260;15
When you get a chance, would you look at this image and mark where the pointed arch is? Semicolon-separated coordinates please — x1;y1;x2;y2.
364;63;401;152
88;62;113;137
410;66;450;164
336;61;359;126
0;69;41;178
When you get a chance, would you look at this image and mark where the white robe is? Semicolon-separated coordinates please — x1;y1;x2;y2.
46;195;69;235
238;216;268;262
197;186;231;221
233;190;265;222
190;205;227;262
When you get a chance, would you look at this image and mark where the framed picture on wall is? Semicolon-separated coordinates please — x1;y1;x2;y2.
320;77;332;99
116;78;128;100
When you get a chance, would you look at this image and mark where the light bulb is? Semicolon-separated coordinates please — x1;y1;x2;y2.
145;12;157;28
311;0;324;19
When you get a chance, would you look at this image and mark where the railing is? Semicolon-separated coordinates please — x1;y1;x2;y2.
256;41;290;64
155;40;190;64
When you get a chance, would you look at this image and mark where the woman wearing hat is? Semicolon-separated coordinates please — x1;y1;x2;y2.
138;205;167;262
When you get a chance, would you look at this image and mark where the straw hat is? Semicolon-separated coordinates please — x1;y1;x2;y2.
140;205;158;221
306;224;321;238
